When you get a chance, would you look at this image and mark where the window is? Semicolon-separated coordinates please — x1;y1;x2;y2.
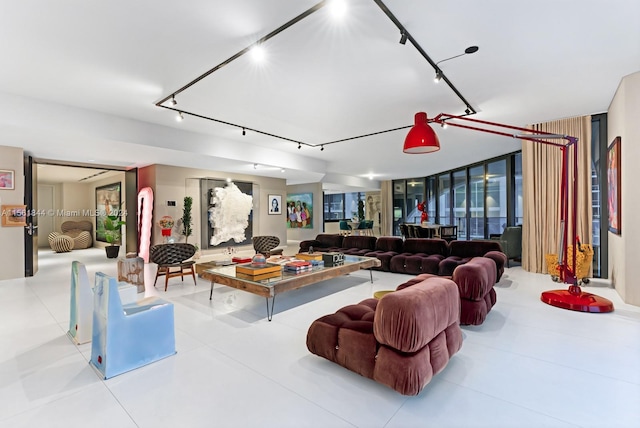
453;170;467;238
486;160;507;236
393;180;406;235
406;179;425;224
469;165;485;239
438;173;451;225
323;194;344;220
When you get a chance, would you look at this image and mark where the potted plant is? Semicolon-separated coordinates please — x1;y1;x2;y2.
181;196;193;243
104;214;126;259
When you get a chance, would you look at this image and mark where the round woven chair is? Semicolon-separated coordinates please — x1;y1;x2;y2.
150;243;197;291
48;233;74;253
252;236;283;258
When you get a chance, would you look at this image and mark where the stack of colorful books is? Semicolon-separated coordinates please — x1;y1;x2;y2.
284;260;313;273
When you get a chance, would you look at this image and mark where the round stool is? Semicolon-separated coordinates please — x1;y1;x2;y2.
373;290;394;299
51;235;74;253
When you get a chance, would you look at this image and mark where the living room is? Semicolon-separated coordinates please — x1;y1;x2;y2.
0;1;638;426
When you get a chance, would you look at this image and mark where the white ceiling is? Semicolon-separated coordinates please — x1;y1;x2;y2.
1;0;638;189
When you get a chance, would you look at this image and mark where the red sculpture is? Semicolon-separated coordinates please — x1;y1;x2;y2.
417;201;428;223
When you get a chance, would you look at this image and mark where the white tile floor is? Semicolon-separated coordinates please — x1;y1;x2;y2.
1;245;639;428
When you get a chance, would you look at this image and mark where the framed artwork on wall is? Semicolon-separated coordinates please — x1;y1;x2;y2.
607;136;621;235
0;169;14;190
286;193;313;228
96;182;122;242
268;194;282;215
1;205;27;227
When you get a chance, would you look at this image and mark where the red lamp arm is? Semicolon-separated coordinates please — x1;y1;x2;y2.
431;113;579;285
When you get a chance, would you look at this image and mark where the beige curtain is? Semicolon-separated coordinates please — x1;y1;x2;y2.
522;116;592;273
380;180;393;236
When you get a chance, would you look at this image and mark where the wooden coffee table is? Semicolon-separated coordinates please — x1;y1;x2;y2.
201;255;381;321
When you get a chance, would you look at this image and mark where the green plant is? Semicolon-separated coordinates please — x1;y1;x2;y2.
182;196;193;242
104;215;126;246
357;199;365;221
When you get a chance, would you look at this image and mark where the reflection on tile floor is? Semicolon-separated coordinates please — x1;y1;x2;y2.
1;246;639;427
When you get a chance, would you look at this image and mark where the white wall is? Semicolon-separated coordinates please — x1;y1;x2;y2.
139;164;288;251
0;145;25;280
608;70;640;305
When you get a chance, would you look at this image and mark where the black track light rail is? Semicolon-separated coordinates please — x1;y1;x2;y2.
156;0;477;149
156;1;328;106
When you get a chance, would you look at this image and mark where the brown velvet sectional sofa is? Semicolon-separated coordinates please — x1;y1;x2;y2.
306;275;463;395
300;234;507;325
300;234;506;280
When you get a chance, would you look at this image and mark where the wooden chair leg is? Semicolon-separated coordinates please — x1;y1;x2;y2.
165;268;170;292
154;267;161;287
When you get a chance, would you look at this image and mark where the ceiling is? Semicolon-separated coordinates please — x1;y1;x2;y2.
1;0;638;189
37;164;123;184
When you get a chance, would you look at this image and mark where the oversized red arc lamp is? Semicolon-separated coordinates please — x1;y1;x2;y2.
403;112;614;313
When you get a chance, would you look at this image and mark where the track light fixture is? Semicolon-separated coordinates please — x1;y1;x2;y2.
320;145;325;151
156;1;479;148
281;168;285;173
253;163;258;169
399;31;407;45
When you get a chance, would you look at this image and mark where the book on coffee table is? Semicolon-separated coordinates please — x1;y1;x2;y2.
235;263;282;276
236;271;282;281
295;253;323;261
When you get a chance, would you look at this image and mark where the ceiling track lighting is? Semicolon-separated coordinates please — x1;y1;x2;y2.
434;71;443;83
399;30;407;45
253;163;258;169
320;145;324;151
156;0;478;150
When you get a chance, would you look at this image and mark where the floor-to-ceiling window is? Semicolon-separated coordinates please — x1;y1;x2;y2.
392;180;406;236
438;173;451;225
514;153;523;225
486;159;507;236
394;152;519;241
453;170;467;238
426;177;436;222
406;179;425;224
469;165;485;239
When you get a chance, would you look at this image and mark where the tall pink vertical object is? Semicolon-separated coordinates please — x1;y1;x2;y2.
137;187;154;263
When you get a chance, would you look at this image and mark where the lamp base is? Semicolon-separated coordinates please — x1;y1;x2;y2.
541;286;614;313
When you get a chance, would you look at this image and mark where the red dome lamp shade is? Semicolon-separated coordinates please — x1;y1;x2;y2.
403;112;441;154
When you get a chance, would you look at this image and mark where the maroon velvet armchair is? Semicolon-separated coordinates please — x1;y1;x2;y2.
306;276;463;395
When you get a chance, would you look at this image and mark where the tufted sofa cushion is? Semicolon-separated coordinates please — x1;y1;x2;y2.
341;235;378;256
389;239;448;275
299;234;344;252
364;237;404;271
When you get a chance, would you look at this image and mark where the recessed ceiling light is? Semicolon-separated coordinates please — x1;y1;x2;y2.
281;168;286;173
328;0;347;19
368;174;374;180
250;45;265;62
